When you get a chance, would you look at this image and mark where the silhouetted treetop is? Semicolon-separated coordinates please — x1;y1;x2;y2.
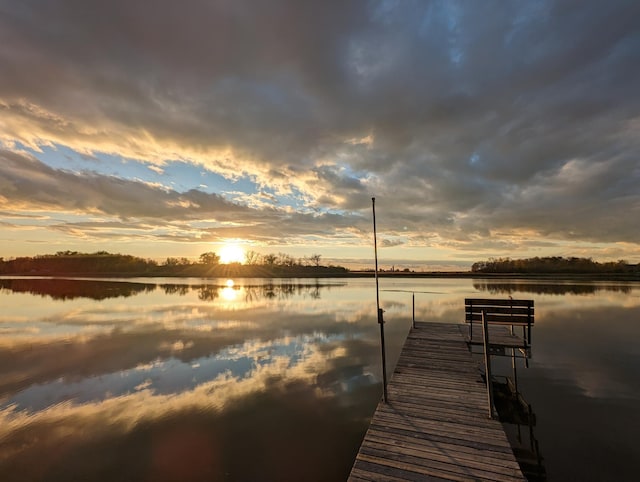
471;256;638;274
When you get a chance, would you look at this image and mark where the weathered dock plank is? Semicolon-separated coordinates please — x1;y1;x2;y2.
348;321;526;481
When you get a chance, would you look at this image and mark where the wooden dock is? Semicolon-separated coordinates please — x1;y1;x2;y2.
348;321;526;481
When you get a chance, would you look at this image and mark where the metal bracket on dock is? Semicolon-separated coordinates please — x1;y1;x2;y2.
487;345;507;356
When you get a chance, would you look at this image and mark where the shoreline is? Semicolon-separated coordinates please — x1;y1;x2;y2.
2;271;639;282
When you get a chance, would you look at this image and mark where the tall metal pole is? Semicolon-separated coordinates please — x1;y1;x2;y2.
372;197;388;403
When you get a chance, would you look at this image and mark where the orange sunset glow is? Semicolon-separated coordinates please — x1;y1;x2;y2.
0;1;638;269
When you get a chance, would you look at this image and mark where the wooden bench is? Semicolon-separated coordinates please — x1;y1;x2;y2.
465;298;534;355
465;298;535;419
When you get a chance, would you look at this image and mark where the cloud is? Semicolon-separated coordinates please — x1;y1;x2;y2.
0;150;241;218
0;1;639;258
0;149;370;244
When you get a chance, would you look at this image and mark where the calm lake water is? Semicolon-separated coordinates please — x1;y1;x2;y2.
1;276;639;481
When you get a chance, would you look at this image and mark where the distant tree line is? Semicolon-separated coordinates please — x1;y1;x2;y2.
471;256;640;274
0;251;158;275
0;250;348;277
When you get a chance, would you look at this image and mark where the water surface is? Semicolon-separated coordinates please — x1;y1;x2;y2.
1;276;639;481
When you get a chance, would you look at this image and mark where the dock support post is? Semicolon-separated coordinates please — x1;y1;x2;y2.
378;308;388;403
469;300;473;342
412;292;415;329
511;327;519;397
482;310;496;419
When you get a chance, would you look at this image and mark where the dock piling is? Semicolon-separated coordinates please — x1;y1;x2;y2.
482;310;497;419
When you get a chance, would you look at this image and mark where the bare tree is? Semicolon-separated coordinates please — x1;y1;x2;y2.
263;253;278;265
245;250;261;265
309;253;322;267
277;252;297;266
199;252;220;265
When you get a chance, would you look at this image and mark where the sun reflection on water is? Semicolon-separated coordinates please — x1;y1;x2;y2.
2;277;639;481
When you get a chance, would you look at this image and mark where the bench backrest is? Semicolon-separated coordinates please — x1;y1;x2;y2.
465;298;534;326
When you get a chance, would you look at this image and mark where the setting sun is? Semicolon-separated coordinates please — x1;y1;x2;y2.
219;243;245;264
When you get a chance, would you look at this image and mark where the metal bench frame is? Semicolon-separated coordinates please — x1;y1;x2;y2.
465;298;534;349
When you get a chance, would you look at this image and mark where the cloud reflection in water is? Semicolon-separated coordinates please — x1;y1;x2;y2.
0;278;388;481
2;277;639;480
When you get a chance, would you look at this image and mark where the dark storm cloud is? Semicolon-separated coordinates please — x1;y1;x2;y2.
1;0;639;250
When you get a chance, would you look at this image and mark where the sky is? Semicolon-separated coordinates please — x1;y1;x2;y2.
1;0;639;270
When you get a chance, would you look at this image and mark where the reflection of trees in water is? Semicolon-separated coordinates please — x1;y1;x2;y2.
473;281;632;296
242;281;329;302
161;284;190;296
0;279;344;302
198;285;220;301
194;282;329;303
0;278;155;300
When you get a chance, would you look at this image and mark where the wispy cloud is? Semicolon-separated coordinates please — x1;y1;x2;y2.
0;150;369;245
